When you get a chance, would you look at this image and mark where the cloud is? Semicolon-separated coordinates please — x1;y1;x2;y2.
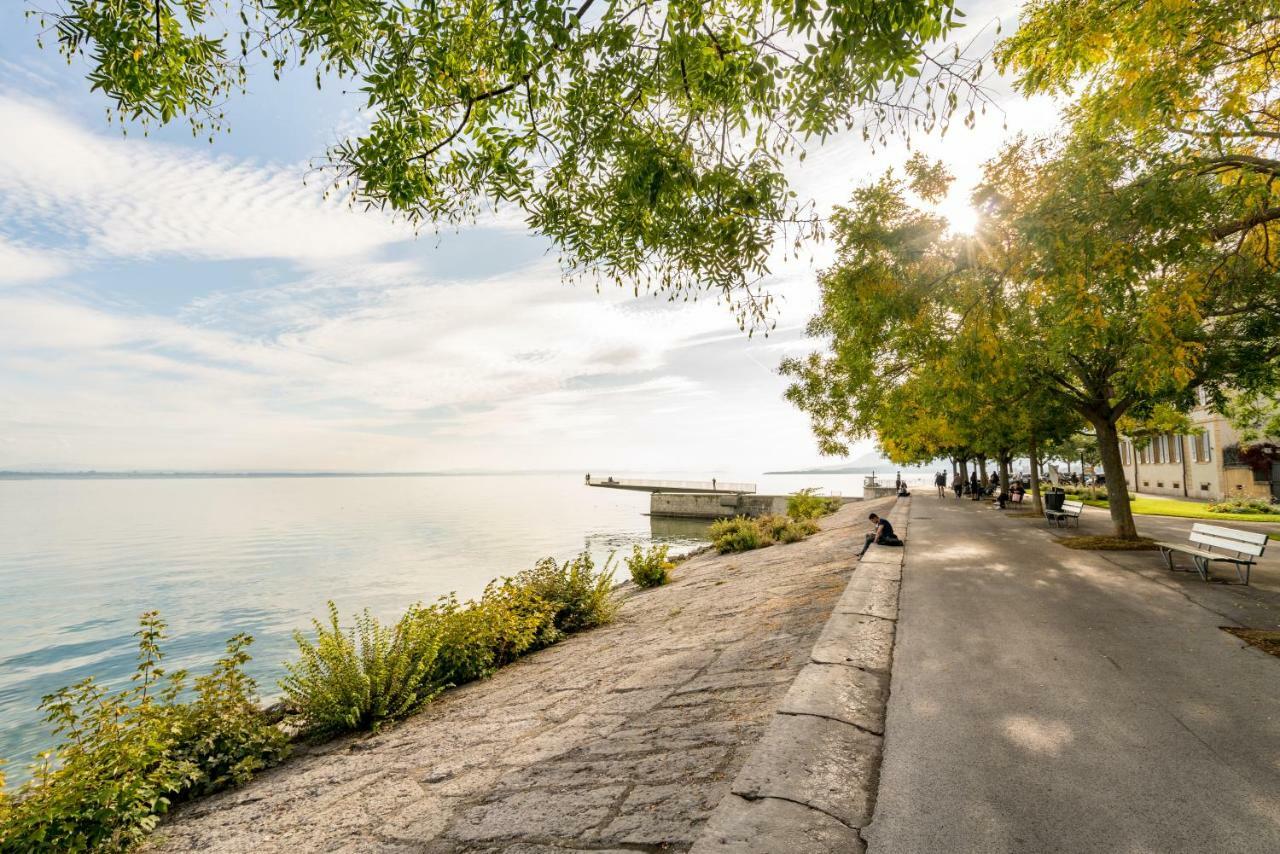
0;237;69;284
0;91;413;267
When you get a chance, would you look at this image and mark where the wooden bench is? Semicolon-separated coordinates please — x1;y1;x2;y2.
1154;522;1268;585
1045;499;1083;528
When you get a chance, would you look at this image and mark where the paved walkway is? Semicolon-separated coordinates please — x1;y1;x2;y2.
866;496;1280;853
149;499;891;853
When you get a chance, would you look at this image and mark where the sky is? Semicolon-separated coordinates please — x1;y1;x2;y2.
0;1;1060;473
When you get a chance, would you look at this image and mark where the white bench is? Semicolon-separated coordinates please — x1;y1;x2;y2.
1154;522;1268;585
1045;499;1083;528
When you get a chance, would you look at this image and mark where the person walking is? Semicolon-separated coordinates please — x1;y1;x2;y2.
969;471;981;501
952;472;963;498
934;470;947;498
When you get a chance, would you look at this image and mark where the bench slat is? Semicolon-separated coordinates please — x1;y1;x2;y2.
1190;522;1269;547
1189;531;1265;557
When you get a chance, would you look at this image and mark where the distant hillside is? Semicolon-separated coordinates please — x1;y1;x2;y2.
765;462;936;475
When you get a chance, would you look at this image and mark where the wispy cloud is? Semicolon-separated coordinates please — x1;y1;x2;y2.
0;92;413;267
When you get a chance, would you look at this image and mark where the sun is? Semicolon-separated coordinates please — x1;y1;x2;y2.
940;199;980;236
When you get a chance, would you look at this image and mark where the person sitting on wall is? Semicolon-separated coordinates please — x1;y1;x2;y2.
859;512;904;557
897;481;911;497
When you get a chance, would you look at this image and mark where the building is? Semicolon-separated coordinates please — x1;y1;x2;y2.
1118;391;1280;501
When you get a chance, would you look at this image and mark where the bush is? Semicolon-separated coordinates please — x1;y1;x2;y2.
287;552;618;733
513;553;618;634
778;518;820;543
0;613;287;854
282;602;446;738
709;516;772;553
709;514;822;553
426;583;554;687
1209;496;1280;515
786;488;842;520
626;544;674;588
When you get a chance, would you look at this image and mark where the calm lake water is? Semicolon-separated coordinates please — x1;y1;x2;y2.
0;470;893;779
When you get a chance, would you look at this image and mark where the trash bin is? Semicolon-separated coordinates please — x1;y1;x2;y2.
1045;490;1066;512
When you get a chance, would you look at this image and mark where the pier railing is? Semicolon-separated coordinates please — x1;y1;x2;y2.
586;477;756;494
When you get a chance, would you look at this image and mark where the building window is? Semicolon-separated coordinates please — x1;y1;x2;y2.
1192;431;1213;463
1196;386;1209;407
1169;434;1181;464
1122;442;1131;465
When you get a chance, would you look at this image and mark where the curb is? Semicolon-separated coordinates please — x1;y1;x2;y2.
690;498;908;853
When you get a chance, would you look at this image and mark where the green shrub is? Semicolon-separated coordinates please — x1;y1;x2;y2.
0;613;287;854
709;516;772;553
1209;496;1279;515
426;583;553;687
755;514;793;541
514;553;618;634
711;513;823;553
282;602;446;738
626;544;674;588
786;488;842;520
778;518;820;543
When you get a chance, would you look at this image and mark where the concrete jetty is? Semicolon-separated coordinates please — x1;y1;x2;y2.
585;475;855;520
585;476;757;494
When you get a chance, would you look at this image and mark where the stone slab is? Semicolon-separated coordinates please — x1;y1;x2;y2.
851;560;902;583
777;662;889;735
836;582;899;621
691;795;866;854
810;612;895;673
729;713;883;828
856;548;904;567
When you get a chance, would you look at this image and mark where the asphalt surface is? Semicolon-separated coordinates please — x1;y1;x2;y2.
865;495;1280;854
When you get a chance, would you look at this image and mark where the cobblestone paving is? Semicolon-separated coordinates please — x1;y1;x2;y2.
149;500;885;854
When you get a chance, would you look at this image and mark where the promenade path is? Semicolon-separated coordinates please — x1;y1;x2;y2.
867;495;1280;854
148;499;892;853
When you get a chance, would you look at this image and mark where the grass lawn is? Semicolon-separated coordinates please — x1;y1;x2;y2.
1077;494;1280;526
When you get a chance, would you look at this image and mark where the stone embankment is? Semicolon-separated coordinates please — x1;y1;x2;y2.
148;498;905;853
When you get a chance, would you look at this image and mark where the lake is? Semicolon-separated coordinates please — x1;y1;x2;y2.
0;470;899;779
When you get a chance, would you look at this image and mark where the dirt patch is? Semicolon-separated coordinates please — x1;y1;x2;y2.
1055;536;1161;551
1222;627;1280;659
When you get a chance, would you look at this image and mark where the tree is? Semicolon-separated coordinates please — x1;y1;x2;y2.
784;126;1280;539
780;156;1077;516
1042;432;1099;476
31;0;989;327
1002;0;1280;250
978;130;1280;537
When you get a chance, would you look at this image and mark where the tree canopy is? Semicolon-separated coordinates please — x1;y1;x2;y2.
783;126;1280;537
31;0;989;327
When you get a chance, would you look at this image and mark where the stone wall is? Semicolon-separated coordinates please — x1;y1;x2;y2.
649;493;790;519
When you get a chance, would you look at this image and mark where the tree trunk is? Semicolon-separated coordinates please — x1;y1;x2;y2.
1180;435;1190;497
998;453;1011;494
959;457;969;485
1029;432;1043;516
978;456;989;487
1091;415;1139;540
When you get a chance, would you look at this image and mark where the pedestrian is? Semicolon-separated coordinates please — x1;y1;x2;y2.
859;512;903;557
969;471;980;501
712;477;717;491
952;472;963;498
934;470;946;498
585;473;591;484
